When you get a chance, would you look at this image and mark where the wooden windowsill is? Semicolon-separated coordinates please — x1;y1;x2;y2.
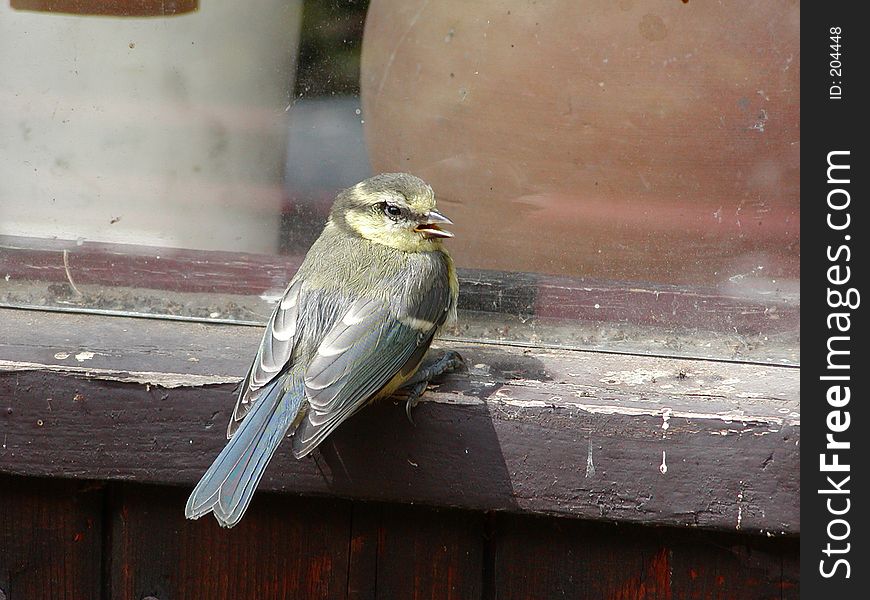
0;306;799;535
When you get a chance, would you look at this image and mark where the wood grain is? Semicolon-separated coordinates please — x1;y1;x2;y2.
372;504;484;600
0;475;798;599
0;476;103;600
0;308;800;534
488;512;799;599
110;483;352;600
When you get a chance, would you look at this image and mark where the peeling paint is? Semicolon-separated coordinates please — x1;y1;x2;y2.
585;439;595;478
0;360;239;388
599;368;671;386
568;401;798;427
661;408;672;431
502;399;549;409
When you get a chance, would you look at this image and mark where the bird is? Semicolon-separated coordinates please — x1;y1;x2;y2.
185;173;462;528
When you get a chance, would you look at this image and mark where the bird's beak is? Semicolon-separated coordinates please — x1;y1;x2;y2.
414;210;454;238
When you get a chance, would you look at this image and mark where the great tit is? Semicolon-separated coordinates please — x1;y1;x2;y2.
185;173;461;528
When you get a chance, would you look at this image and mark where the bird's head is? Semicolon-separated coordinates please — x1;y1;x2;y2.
329;173;453;252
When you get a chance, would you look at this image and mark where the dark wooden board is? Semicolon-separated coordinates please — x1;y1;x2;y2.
0;476;103;600
489;512;799;600
372;504;484;600
343;503;485;600
0;308;799;534
492;515;673;599
346;503;380;600
109;483;352;600
0;474;799;599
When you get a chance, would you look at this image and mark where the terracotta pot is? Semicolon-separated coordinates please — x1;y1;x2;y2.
361;0;799;286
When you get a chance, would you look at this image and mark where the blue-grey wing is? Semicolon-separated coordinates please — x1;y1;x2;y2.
227;278;303;437
292;278;452;457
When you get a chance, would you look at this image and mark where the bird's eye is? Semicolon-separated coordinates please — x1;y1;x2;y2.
383;203;402;218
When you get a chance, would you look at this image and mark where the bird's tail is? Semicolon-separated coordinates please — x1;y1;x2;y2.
185;374;303;528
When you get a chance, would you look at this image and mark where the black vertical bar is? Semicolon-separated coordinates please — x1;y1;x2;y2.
802;3;869;596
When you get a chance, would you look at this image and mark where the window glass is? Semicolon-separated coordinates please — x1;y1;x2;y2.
0;1;800;365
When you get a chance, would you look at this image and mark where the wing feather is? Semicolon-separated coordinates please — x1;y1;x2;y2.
292;269;453;457
228;279;303;437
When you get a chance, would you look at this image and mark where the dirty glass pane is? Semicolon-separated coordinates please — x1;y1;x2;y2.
0;1;799;365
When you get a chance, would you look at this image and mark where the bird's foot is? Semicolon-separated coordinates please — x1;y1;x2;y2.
403;350;465;425
404;380;428;426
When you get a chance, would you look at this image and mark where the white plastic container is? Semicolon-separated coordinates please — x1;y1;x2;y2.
0;1;302;253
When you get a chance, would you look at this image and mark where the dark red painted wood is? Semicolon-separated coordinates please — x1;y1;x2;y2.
0;476;103;600
0;475;799;599
491;514;671;600
372;504;484;600
489;513;799;600
346;503;379;600
110;483;352;600
670;537;800;600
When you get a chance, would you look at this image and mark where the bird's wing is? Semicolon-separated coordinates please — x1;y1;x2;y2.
227;278;304;438
292;277;452;457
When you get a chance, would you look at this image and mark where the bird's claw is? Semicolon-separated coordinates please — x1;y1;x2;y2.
402;350;465;426
404;381;427;426
442;350;467;373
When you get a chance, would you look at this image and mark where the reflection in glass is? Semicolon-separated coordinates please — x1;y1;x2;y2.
0;0;800;365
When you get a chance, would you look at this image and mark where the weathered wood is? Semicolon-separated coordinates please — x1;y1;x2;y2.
669;535;800;599
0;473;798;600
489;512;799;599
0;476;103;600
110;483;352;600
346;503;379;600
0;308;800;533
491;514;672;599
338;502;486;600
371;504;484;600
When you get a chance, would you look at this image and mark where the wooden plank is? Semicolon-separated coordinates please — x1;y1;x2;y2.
371;504;484;600
346;503;379;600
669;535;801;599
0;475;103;600
489;512;799;600
109;482;352;600
490;513;670;600
0;308;799;533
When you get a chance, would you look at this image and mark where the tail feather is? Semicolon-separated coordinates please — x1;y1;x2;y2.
185;375;303;528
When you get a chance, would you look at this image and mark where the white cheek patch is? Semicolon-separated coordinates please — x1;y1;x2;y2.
345;212;383;240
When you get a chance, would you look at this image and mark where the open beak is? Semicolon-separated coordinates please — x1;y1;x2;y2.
414;210;454;238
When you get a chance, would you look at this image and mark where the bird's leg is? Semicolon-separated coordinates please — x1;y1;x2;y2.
401;350;465;424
